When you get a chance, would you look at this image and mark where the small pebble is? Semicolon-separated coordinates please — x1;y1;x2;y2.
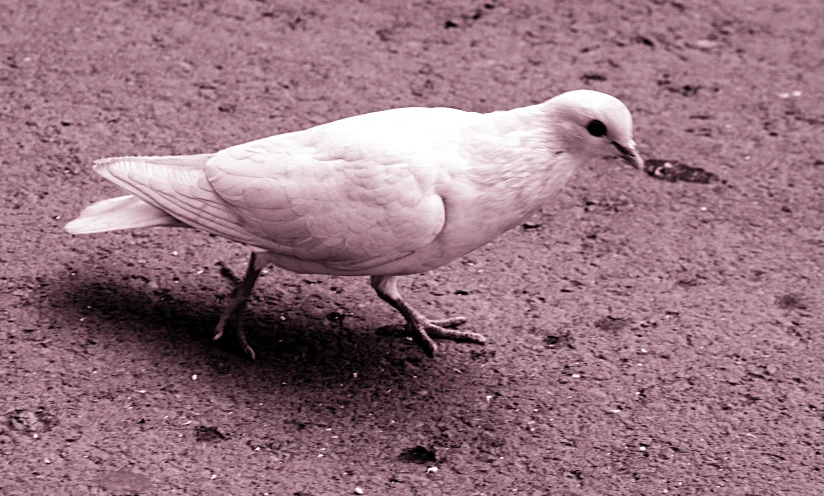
691;39;718;49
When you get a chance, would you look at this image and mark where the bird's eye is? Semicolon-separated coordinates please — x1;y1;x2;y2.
586;119;607;137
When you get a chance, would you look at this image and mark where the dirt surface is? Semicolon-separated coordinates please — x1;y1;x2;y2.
2;0;824;494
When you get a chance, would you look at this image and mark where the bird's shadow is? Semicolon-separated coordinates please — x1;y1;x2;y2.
39;269;498;453
43;269;448;387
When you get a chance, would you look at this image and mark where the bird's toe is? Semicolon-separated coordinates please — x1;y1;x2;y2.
212;313;256;359
424;324;486;345
234;322;256;360
212;320;227;341
400;316;486;357
429;316;466;328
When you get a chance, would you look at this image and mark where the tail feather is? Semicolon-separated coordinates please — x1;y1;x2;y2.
93;153;215;177
65;195;188;234
66;153;216;235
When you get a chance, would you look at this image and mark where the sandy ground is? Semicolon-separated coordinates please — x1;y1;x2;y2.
2;0;824;494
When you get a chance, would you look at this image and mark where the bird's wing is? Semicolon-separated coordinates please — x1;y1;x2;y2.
93;153;273;247
206;108;472;271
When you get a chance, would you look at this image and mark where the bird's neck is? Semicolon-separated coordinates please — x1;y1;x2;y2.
464;103;577;220
426;103;577;262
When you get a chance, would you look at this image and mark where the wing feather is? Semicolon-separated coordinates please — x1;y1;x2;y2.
204;111;461;270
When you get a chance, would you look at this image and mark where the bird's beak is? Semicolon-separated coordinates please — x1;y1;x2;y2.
613;140;643;170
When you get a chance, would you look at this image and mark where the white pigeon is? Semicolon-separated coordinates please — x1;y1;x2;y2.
66;89;643;359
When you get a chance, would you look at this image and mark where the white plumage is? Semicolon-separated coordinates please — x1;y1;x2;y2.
66;89;643;358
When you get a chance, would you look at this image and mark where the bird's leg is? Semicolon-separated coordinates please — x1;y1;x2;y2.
370;275;486;357
213;252;264;359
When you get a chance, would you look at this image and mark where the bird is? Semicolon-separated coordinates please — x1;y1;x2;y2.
65;89;643;359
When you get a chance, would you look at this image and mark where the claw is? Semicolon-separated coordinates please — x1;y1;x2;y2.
235;320;256;360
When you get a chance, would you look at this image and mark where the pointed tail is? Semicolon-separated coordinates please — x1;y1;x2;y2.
65;195;187;234
65;153;217;235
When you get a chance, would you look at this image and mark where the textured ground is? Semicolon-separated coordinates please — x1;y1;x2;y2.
2;0;824;494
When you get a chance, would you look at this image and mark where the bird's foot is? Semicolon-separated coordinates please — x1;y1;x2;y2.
213;311;256;360
405;315;486;357
211;262;257;360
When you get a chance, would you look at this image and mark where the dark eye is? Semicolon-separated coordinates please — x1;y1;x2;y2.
586;119;607;137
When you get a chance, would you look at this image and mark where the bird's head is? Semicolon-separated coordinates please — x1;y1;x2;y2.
543;89;643;170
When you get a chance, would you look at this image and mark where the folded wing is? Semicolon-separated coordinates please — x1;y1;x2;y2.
205;119;449;271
